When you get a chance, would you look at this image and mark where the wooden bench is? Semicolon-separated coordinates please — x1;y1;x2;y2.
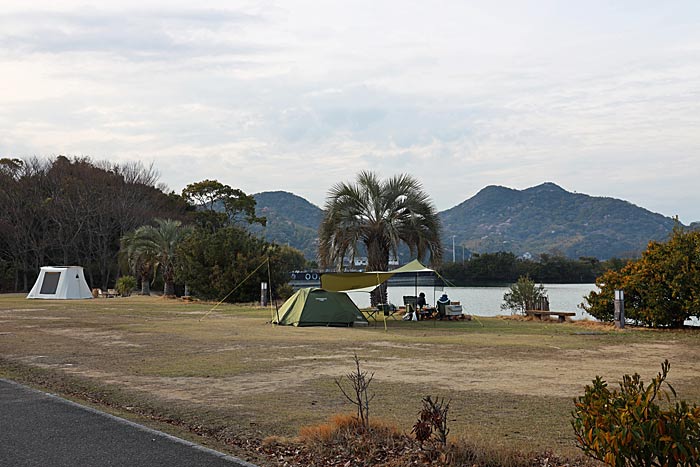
525;310;575;322
105;289;119;298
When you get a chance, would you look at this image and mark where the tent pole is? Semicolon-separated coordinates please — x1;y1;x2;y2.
414;271;418;303
268;257;280;325
414;270;419;320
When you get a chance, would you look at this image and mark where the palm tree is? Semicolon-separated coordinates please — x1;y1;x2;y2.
121;218;192;296
120;229;156;295
319;171;443;304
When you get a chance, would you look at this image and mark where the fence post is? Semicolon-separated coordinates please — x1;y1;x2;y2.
261;282;268;307
614;290;625;329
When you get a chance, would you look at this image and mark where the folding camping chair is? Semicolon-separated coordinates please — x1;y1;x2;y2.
365;303;397;321
378;303;398;320
364;308;379;321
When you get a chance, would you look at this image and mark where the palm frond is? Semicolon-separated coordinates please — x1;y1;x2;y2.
318;171;443;271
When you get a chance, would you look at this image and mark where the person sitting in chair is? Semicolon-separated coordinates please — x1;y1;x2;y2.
416;292;427;310
416;292;430;319
436;292;450;320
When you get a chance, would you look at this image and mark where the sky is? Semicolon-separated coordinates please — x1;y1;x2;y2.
1;1;699;222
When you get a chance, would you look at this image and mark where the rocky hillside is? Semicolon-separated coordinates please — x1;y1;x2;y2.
440;182;677;259
252;191;323;260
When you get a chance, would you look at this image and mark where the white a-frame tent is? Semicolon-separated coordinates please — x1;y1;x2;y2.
27;266;93;300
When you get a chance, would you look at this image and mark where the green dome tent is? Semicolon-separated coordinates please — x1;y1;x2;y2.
273;288;368;327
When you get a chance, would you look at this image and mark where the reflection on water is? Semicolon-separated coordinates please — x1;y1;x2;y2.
346;283;598;320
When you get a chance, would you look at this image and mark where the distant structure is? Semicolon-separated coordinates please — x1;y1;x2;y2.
342;256;399;270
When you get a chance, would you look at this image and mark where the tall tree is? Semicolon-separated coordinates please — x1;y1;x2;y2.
176;226;305;302
181;179;266;232
319;171;443;304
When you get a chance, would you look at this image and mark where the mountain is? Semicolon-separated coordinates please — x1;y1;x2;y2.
252;183;680;261
440;182;677;259
252;191;323;260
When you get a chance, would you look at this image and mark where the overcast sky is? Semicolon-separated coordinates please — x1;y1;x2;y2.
1;1;699;222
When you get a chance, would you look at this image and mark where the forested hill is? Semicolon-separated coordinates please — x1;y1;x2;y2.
252;183;682;261
441;182;677;259
252;191;323;260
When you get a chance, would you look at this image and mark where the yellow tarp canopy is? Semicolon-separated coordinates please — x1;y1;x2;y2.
320;259;434;292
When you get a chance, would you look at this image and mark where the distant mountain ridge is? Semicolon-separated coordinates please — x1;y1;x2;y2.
253;183;683;261
252;191;323;259
441;182;677;259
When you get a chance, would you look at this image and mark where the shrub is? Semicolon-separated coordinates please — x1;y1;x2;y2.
115;275;137;297
572;360;700;466
275;283;294;301
501;275;547;315
412;395;450;448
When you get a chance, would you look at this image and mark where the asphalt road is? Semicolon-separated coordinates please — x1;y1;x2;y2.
0;378;258;467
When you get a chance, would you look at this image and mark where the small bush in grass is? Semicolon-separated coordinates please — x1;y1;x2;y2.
412;395;450;447
501;275;547;315
411;396;451;463
572;359;700;466
115;275;137;297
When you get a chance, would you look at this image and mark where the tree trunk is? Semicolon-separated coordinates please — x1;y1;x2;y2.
163;264;176;297
140;275;151;295
371;283;388;307
164;280;176;297
366;239;390;306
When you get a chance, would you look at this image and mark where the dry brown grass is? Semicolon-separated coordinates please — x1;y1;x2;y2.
271;412;596;467
1;293;699;466
299;413;404;451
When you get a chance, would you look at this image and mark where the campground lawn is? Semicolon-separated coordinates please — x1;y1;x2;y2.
2;294;700;465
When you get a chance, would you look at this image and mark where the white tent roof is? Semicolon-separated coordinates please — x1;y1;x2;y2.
27;266;93;300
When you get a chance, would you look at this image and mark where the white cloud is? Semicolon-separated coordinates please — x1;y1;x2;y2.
0;0;699;223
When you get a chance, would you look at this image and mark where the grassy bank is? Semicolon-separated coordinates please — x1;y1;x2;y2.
2;294;699;465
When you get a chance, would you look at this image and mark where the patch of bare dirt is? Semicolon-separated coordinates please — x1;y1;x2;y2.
17;338;697;409
42;328;143;347
0;308;48;313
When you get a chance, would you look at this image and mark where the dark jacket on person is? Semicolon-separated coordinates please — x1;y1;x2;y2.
436;294;450;319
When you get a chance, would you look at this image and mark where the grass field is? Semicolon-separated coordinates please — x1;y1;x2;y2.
2;294;700;465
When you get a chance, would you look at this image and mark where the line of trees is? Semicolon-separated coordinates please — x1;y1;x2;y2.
439;251;628;285
0;158;305;302
0;156;187;291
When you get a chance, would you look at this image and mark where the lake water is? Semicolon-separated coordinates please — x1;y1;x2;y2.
346;283;598;320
